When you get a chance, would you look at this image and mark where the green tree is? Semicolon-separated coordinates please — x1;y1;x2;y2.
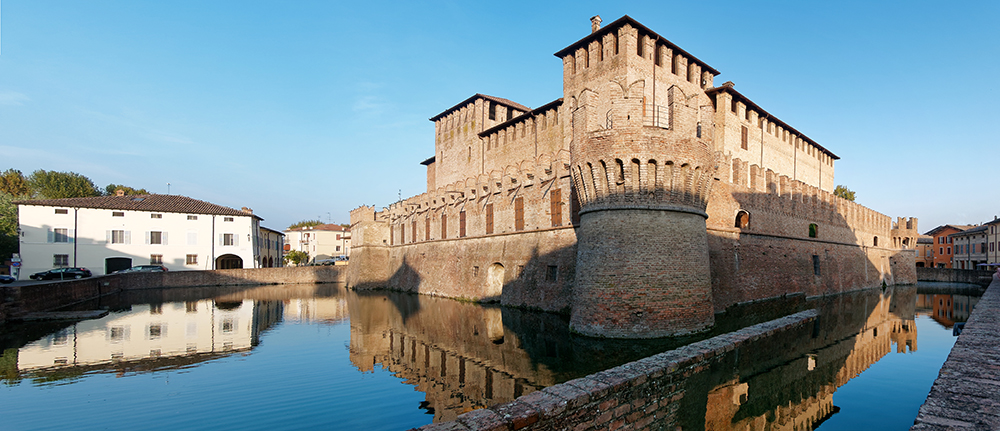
833;185;856;201
103;184;150;196
27;170;100;199
0;193;21;261
284;250;309;266
0;169;29;196
287;220;323;230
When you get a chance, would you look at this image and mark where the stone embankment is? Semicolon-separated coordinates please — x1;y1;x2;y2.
0;266;345;322
413;309;819;431
911;274;1000;430
916;267;994;286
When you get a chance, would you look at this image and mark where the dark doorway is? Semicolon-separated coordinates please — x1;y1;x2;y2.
106;257;132;274
216;254;243;270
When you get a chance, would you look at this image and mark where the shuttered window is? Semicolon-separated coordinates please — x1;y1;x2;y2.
441;214;447;240
741;126;749;150
550;189;562;227
514;197;524;231
459;211;466;238
485;204;494;235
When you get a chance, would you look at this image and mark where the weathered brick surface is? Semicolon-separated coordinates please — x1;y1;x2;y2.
911;274;1000;431
418;310;818;430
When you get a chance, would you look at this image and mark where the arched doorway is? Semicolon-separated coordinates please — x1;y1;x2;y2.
106;257;132;274
485;262;505;301
216;254;244;270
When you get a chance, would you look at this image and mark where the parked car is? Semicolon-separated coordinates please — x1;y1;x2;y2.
117;265;168;273
29;267;92;280
0;275;15;284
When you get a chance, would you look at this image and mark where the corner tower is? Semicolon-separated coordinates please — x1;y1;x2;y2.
558;16;720;338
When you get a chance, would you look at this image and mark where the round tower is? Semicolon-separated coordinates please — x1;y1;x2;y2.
559;17;718;338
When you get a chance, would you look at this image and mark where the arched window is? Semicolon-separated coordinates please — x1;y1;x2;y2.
808;223;818;238
873;236;879;247
735;211;750;229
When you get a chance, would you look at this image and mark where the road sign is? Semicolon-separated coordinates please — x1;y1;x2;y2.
11;262;20;267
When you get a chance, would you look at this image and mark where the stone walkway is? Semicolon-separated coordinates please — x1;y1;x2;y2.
911;274;1000;430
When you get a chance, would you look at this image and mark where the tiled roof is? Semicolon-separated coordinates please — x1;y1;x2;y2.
15;194;260;219
286;223;349;232
925;224;975;236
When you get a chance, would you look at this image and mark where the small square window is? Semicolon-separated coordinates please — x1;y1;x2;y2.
112;211;124;217
53;254;69;267
151;213;162;219
186;254;198;265
224;217;234;222
187;215;198;220
55;209;68;214
546;265;559;282
150;254;162;264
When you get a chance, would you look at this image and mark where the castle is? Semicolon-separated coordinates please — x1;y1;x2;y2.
348;15;917;338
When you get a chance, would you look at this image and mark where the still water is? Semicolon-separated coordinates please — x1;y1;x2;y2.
0;282;980;430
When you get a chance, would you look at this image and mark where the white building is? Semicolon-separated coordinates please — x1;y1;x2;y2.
16;193;278;276
283;224;351;263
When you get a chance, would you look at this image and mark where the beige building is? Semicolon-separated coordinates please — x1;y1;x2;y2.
257;226;284;268
950;225;988;270
284;224;351;264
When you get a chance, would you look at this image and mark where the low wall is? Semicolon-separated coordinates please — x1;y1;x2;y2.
416;309;819;430
916;267;993;286
2;266;345;321
911;275;1000;430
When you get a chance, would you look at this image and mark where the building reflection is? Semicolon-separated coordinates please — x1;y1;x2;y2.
12;299;283;378
916;293;979;328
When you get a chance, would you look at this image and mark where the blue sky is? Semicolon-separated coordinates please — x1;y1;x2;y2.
1;1;997;232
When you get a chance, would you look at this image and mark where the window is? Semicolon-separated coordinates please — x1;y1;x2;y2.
873;236;879;247
489;102;496;120
741;126;748;150
546;265;559;282
939;247;944;255
947;247;951;254
812;255;821;276
224;217;234;222
735;211;750;229
514;197;524;231
336;234;341;240
808;223;818;238
336;246;341;251
54;228;69;243
150;254;163;264
151;213;162;219
460;211;467;238
223;233;235;246
186;254;198;265
112;211;124;217
441;214;448;240
110;230;127;244
55;209;68;214
149;324;162;339
550;189;563;227
187;215;198;220
485;203;494;235
400;224;405;244
149;231;163;245
411;220;417;242
425;217;430;241
53;254;69;267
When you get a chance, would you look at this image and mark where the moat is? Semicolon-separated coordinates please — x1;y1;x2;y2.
0;282;979;430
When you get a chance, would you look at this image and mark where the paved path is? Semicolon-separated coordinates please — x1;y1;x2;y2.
911;274;1000;430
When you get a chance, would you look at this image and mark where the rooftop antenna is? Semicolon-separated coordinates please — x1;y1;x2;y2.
167;183;171;195
398;189;402;202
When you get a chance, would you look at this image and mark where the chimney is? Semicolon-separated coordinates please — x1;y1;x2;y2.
590;15;602;33
115;189;125;197
241;207;253;214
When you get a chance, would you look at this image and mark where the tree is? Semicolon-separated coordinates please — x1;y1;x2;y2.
833;185;856;201
288;220;323;230
27;170;100;199
0;193;21;261
284;250;309;266
0;169;29;196
104;184;150;196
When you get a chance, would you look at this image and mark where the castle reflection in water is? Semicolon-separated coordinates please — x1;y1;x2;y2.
1;283;977;430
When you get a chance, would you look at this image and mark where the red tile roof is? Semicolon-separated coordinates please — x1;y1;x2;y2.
285;223;349;232
15;194;261;219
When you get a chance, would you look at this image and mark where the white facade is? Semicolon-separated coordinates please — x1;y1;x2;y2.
17;195;268;276
283;224;351;263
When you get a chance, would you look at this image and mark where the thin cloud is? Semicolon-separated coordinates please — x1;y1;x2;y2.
0;91;30;106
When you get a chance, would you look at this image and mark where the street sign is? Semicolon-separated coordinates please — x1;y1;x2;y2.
11;262;20;267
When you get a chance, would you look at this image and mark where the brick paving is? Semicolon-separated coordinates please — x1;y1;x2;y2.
911;274;1000;431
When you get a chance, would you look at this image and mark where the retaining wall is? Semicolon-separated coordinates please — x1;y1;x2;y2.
415;309;819;430
911;275;1000;430
916;267;993;286
2;266;345;321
